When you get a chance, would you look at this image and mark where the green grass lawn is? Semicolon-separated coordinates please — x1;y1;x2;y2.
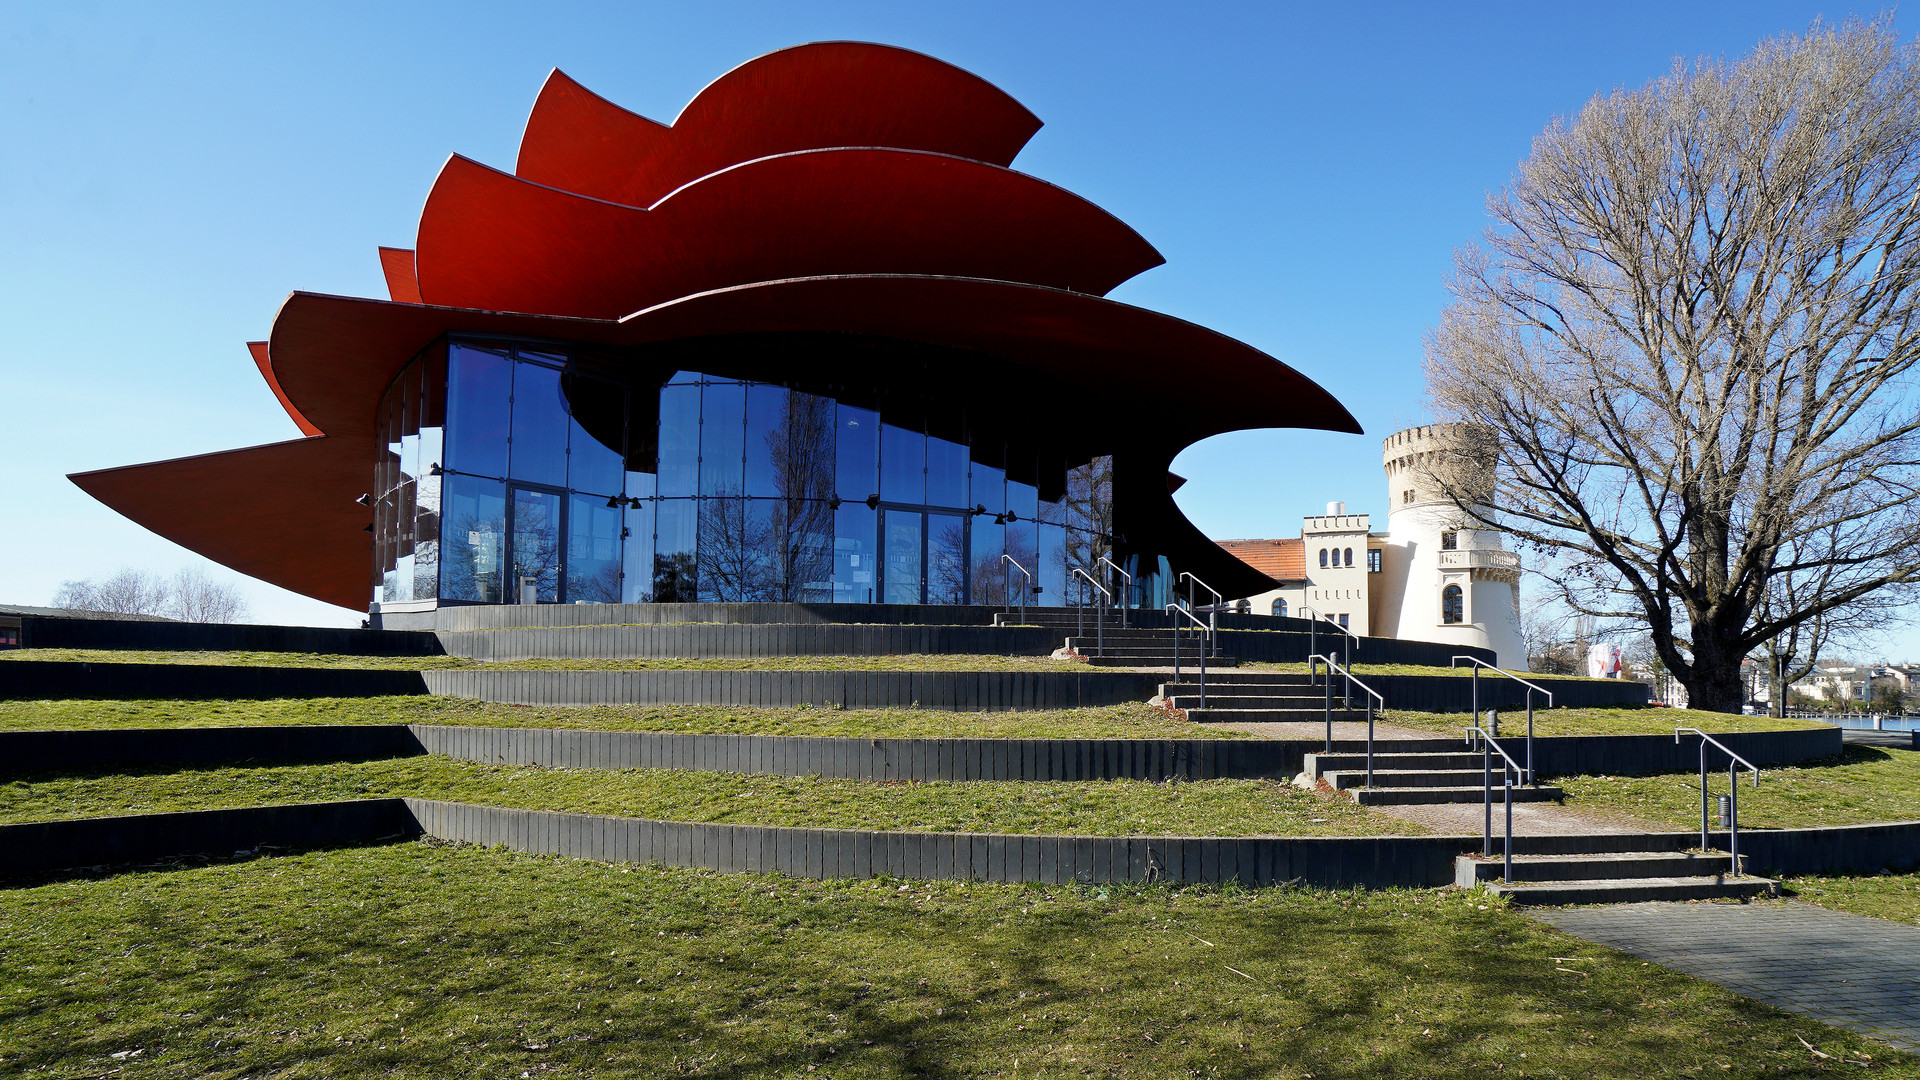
0;756;1406;837
0;648;1071;671
2;844;1906;1079
0;697;1251;739
1558;746;1920;830
1785;870;1920;927
1382;705;1824;737
1241;661;1603;680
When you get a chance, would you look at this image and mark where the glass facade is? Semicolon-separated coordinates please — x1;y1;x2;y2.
374;338;1121;608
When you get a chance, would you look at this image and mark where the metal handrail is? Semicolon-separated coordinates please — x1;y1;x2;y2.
1299;604;1360;685
1166;603;1210;709
1452;656;1553;785
1072;567;1111;657
1465;726;1524;882
1308;653;1384;778
1177;572;1223;655
1000;555;1033;625
1098;556;1133;627
1675;728;1760;873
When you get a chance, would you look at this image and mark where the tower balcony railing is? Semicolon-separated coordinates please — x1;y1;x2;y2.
1437;549;1521;572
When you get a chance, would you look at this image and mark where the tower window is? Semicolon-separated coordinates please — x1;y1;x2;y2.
1402;489;1414;504
1344;547;1354;567
1338;614;1349;630
1272;598;1287;618
1441;531;1458;551
1318;548;1328;568
1367;549;1381;573
1442;584;1463;624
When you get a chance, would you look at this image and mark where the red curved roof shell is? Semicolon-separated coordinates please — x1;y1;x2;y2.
72;42;1357;610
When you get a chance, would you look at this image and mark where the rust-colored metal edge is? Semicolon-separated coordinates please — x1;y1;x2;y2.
247;341;324;438
377;246;423;305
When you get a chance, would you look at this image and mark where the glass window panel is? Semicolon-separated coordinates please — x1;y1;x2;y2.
620;497;655;604
926;435;968;509
565;493;624;603
836;405;879;503
751;387;836;504
971;517;1006;606
667;369;700;385
765;495;836;602
744;383;782;498
412;472;441;602
927;512;969;604
567;377;625;497
657;384;701;498
834;503;877;603
697;496;757;602
653;498;697;602
881;509;924;604
1038;522;1067;607
438;474;507;602
1006;519;1039;600
1006;478;1038;524
699;380;745;497
445;345;511;478
880;423;925;505
972;460;1005;514
509;488;563;603
509;361;568;488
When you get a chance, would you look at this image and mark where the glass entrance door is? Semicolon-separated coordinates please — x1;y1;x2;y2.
878;507;971;605
507;486;563;603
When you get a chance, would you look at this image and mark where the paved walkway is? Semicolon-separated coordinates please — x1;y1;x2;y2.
1535;901;1920;1052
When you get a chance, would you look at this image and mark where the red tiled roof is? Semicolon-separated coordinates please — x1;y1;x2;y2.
1217;538;1305;582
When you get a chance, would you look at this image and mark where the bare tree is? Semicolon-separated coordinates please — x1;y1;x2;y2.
1425;19;1920;712
53;566;250;622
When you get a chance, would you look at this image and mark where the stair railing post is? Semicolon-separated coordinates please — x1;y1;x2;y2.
1503;763;1514;881
1077;580;1085;646
1699;736;1710;852
1482;734;1494;857
1365;690;1375;789
1170;604;1181;684
1471;666;1478;731
1308;619;1317;673
1525;691;1535;786
1728;758;1740;873
1097;590;1105;658
1198;624;1207;710
1322;656;1333;751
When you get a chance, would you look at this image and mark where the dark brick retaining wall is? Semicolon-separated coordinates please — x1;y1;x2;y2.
0;725;425;775
0;799;417;876
439;623;1062;661
17;615;439;655
420;669;1163;710
0;661;430;701
1357;672;1649;711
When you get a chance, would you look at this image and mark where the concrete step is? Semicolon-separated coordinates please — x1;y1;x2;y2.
1305;752;1485;774
1186;708;1367;724
1085;656;1242;668
1455;851;1735;885
1327;768;1512;790
1166;694;1330;709
1349;785;1564;805
1474;875;1778;906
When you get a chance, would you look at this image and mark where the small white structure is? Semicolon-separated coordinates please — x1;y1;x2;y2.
1222;424;1528;669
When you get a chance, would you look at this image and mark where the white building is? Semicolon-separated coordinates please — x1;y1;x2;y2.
1220;424;1528;669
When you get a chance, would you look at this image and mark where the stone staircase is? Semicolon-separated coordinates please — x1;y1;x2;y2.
1455;851;1778;905
1300;748;1567;805
1156;672;1367;724
993;611;1242;669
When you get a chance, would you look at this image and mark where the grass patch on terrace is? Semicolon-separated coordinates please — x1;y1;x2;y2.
1557;745;1920;830
0;697;1250;740
0;648;1070;671
0;757;1402;837
2;843;1905;1079
1785;870;1920;927
1381;705;1823;737
1240;661;1602;680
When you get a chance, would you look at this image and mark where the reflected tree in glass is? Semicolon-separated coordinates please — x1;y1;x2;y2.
510;489;563;603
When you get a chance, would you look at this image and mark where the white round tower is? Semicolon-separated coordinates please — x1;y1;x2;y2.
1375;424;1527;669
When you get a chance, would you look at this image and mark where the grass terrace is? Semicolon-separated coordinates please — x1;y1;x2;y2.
1;844;1906;1078
1786;870;1920;927
1240;661;1604;680
0;757;1404;836
1381;705;1825;737
1558;745;1920;830
0;648;1073;671
0;698;1249;739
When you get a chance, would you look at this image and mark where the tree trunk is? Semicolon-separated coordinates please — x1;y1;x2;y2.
1683;629;1749;714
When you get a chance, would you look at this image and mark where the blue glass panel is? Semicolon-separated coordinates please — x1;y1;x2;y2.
565;493;623;603
750;387;836;503
653;498;697;601
1007;478;1038;523
882;509;923;604
928;512;969;604
621;496;655;603
970;517;1004;603
509;361;569;488
567;377;625;497
880;423;925;504
697;496;755;601
699;380;745;497
1005;519;1039;599
657;384;701;498
509;488;562;603
1038;522;1067;607
926;435;968;509
834;503;877;603
438;474;507;602
743;383;782;498
445;345;510;478
972;461;1005;514
836;405;879;502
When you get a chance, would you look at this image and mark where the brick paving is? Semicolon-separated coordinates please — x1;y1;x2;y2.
1535;901;1920;1052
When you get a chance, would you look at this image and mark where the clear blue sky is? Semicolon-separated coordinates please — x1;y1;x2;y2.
4;1;1910;657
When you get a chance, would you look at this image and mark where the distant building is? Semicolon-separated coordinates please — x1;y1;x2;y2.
1220;424;1527;669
